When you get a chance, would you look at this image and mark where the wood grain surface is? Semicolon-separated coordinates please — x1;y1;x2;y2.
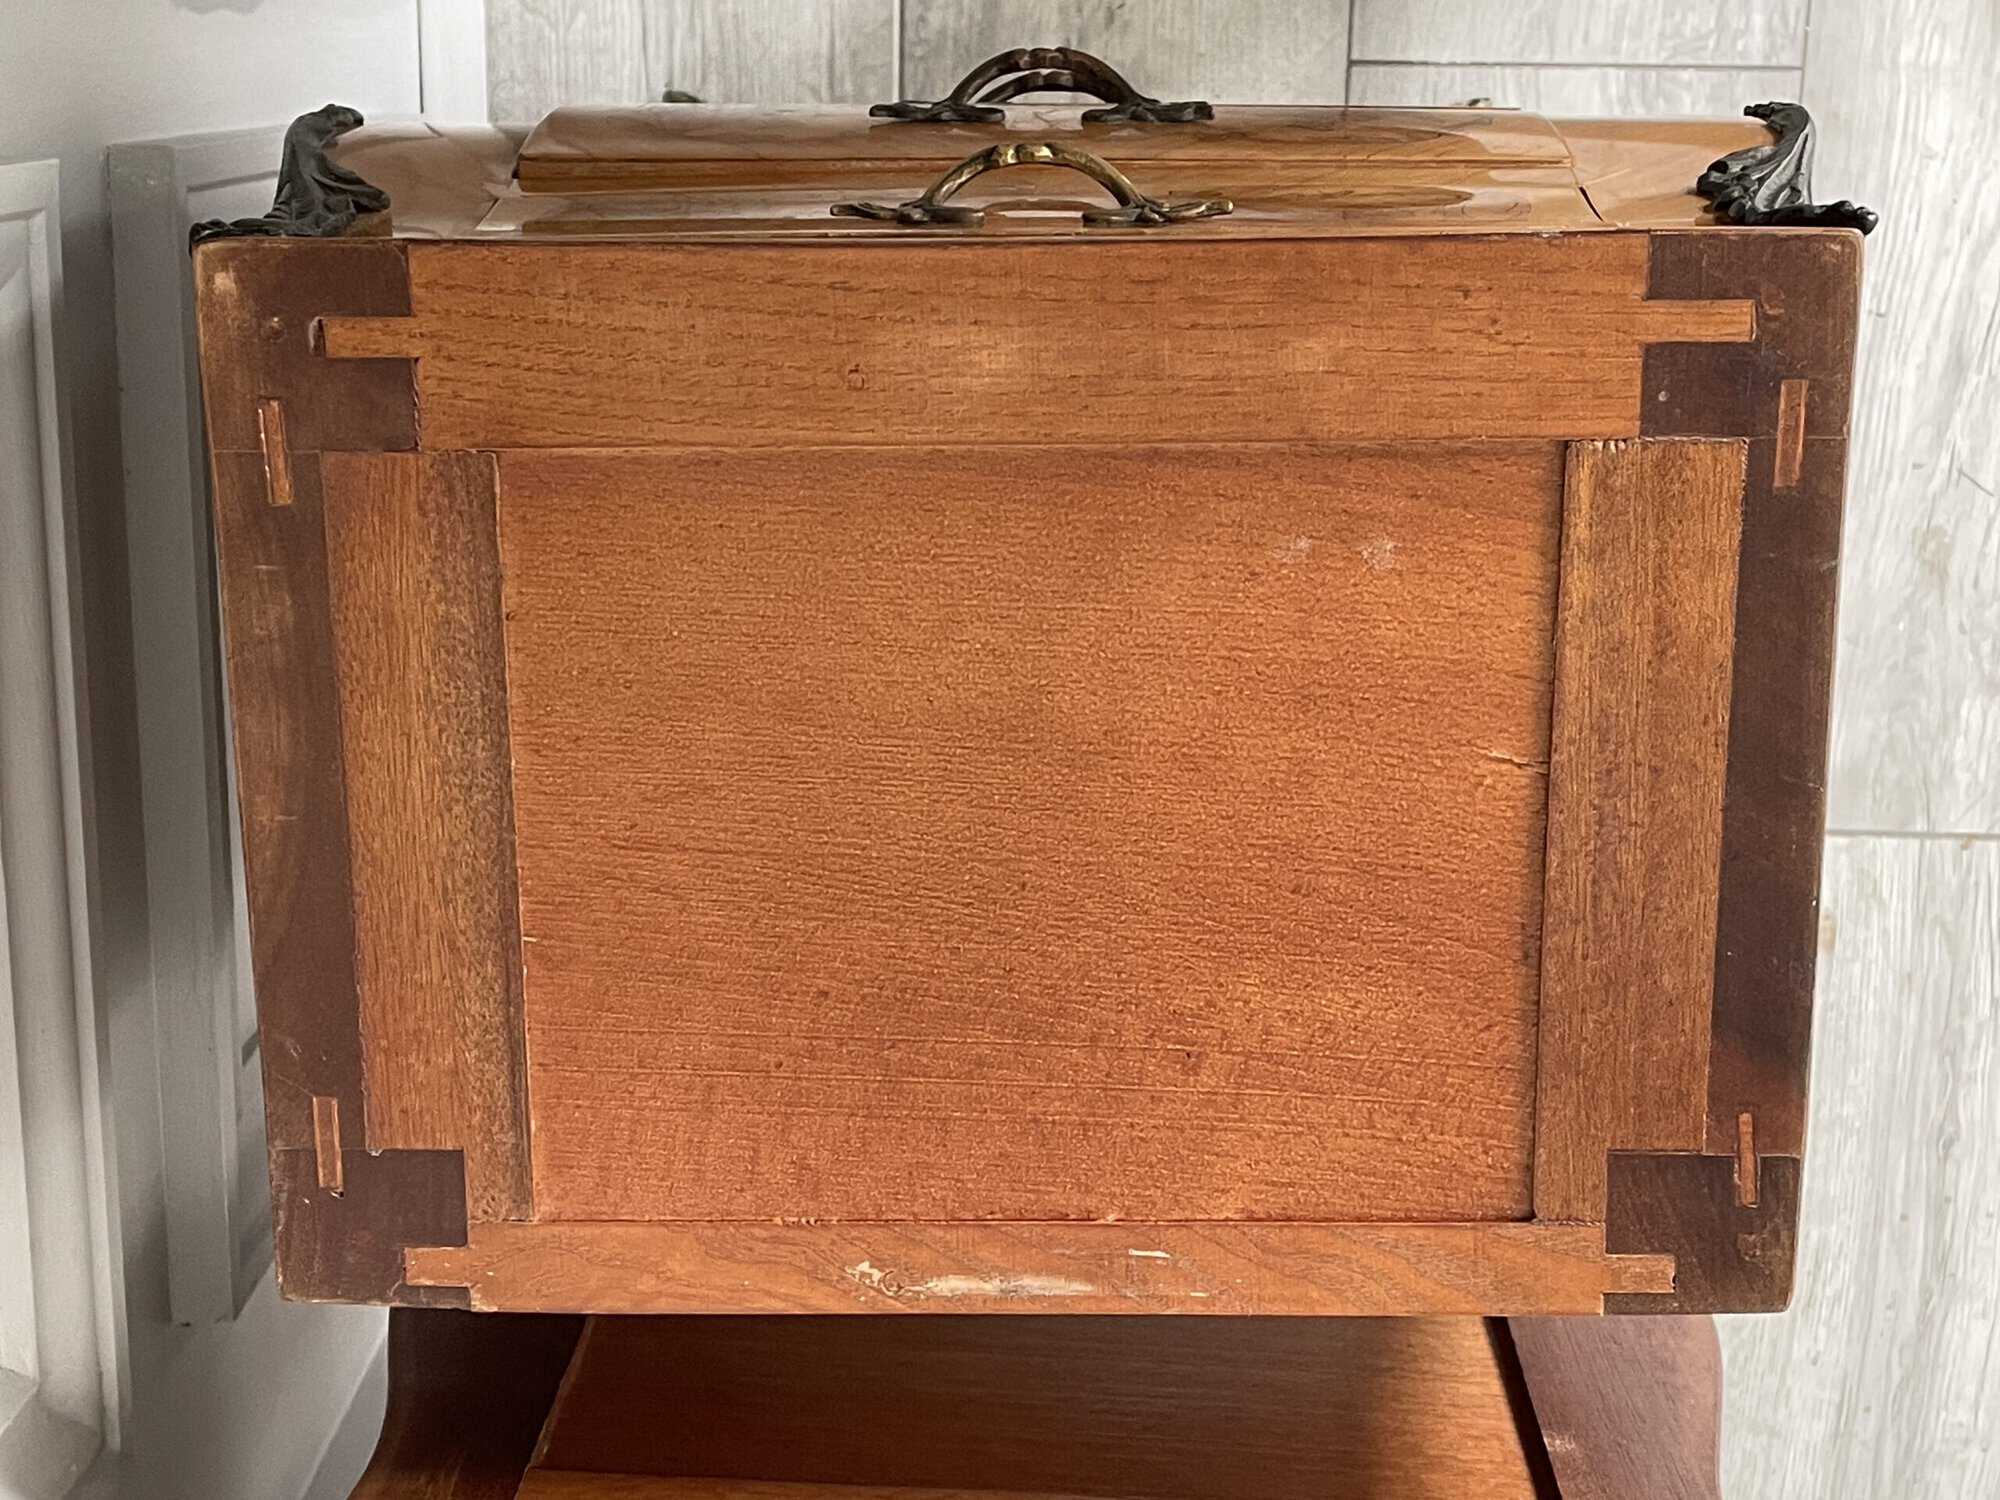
1816;0;2000;835
192;239;413;456
1350;0;1805;66
486;0;650;123
206;451;366;1156
1505;1315;1723;1498
1716;0;1999;1487
1535;438;1745;1223
522;1316;1538;1499
1348;63;1799;116
486;0;895;120
196;239;417;1162
510;102;1575;170
1606;1152;1799;1314
402;1219;1673;1314
1641;235;1861;1162
496;442;1558;1225
638;0;895;108
317;237;1753;450
269;1145;469;1307
320;451;531;1221
520;1482;1098;1500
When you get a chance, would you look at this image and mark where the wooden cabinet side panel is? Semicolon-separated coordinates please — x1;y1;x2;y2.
198;241;481;1300
195;237;420;1161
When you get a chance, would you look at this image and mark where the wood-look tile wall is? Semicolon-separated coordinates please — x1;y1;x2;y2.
482;2;2000;1492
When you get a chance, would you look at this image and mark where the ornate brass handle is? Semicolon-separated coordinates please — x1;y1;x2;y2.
831;142;1232;228
870;46;1213;125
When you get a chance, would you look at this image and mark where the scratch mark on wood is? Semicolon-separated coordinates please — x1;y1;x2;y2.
1775;378;1808;489
846;1261;1098;1299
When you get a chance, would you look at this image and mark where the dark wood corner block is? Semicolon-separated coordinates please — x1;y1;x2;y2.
1604;1151;1802;1313
270;1146;470;1306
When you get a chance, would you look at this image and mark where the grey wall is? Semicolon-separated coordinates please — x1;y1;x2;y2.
483;4;2000;1495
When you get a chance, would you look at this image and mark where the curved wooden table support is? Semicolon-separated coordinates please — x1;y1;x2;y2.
350;1310;582;1500
350;1310;1724;1499
1502;1315;1725;1500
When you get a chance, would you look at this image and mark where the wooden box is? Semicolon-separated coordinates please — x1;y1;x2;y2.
192;79;1863;1319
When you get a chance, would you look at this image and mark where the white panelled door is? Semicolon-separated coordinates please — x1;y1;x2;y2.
0;157;119;1500
108;125;288;1330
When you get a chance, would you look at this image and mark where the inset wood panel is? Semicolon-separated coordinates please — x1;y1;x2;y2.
498;443;1561;1224
1348;63;1800;116
526;1317;1537;1500
405;1220;1673;1314
1535;438;1746;1222
901;3;1349;105
1351;0;1806;67
323;238;1753;450
321;451;530;1221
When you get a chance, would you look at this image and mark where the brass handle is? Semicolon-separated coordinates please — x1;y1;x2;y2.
831;142;1232;228
870;46;1213;125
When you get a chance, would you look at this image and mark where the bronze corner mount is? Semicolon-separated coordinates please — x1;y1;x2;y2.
190;103;389;248
1697;101;1878;234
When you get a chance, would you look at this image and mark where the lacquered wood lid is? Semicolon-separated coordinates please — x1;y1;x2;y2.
324;109;1772;241
514;104;1575;191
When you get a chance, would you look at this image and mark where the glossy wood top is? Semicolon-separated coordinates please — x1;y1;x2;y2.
517;103;1576;183
324;108;1773;242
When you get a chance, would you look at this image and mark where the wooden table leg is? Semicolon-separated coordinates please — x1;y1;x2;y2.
350;1308;584;1499
1501;1315;1724;1499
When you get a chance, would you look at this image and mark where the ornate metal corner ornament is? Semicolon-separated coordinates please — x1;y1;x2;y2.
1696;102;1878;234
870;46;1213;125
190;104;388;247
